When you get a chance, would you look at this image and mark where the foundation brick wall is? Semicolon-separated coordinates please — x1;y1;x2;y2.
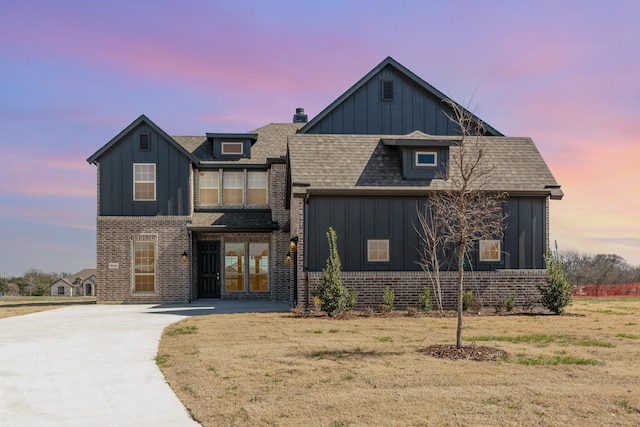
302;269;546;310
96;216;190;303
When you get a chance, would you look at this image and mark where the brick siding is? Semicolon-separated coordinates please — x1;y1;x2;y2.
96;216;190;303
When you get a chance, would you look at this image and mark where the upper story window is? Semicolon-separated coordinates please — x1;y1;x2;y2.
133;163;156;201
197;169;269;207
415;151;437;167
198;171;219;205
247;171;267;204
221;142;243;155
223;171;244;204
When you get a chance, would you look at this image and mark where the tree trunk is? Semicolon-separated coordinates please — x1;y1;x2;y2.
456;244;465;349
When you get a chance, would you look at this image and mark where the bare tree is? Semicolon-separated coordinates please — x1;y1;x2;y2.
416;99;507;348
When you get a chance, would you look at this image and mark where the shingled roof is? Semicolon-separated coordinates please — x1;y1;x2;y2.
189;210;278;231
173;123;303;165
287;133;563;199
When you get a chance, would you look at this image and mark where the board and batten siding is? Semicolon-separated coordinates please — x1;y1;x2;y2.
98;123;190;216
305;195;547;272
304;66;461;136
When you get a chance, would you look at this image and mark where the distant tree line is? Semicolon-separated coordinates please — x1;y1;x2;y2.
561;252;640;288
0;269;70;296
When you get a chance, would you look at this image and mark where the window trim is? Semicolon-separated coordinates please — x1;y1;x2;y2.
132;239;156;293
224;242;270;293
415;151;437;167
479;240;501;262
221;142;244;155
198;171;219;206
133;163;156;201
367;239;390;263
247;170;268;205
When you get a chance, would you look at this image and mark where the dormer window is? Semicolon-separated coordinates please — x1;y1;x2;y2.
207;133;258;159
415;151;437;167
221;142;243;155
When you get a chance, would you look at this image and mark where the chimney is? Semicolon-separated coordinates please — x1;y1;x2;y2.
293;107;308;123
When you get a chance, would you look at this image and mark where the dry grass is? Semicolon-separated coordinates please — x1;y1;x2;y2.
0;296;96;319
158;299;640;426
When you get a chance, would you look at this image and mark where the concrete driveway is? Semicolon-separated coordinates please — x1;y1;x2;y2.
0;300;289;426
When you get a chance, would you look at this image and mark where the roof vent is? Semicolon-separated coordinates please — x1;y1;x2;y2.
139;133;150;151
381;80;394;102
293;107;308;123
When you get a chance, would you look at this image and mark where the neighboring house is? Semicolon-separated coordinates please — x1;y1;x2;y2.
87;57;562;308
50;269;97;297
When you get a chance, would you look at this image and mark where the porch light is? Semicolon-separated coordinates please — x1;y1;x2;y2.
181;251;188;263
285;252;292;263
289;236;298;251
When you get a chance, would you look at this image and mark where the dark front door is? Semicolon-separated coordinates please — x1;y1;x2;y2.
198;241;220;298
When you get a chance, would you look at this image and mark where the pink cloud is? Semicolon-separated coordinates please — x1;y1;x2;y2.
0;148;95;198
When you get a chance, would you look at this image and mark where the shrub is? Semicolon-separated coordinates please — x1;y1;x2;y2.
462;290;475;311
537;242;573;314
505;292;516;312
419;287;433;313
313;227;355;317
380;287;395;312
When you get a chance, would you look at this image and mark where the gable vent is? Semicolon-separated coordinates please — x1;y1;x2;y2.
381;80;394;102
139;134;150;151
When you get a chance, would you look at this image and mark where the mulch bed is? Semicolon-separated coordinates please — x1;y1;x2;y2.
419;344;509;361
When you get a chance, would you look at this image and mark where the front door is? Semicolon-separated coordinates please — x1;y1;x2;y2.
198;241;220;298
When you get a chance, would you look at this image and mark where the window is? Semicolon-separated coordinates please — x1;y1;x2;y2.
199;171;219;205
133;164;156;201
225;243;245;292
249;243;269;292
415;151;437;167
479;240;501;262
133;240;155;292
367;239;389;262
247;171;267;205
58;286;64;295
221;142;243;155
139;134;150;151
224;242;269;292
381;80;394;102
223;171;243;204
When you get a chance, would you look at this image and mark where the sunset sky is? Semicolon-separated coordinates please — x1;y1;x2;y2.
1;0;639;277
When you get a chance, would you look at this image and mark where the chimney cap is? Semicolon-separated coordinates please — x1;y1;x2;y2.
293;107;308;123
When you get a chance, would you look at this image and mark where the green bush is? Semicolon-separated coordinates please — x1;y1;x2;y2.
313;227;355;317
419;287;432;313
462;290;475;311
537;243;573;314
380;287;395;312
505;291;516;312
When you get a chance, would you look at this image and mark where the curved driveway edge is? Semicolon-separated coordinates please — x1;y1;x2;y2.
0;300;289;426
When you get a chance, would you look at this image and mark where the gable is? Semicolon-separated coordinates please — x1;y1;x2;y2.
299;57;502;137
89;117;192;215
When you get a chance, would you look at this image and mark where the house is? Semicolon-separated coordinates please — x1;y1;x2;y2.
50;269;97;297
87;57;562;308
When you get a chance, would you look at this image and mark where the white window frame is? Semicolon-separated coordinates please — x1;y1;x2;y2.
221;142;244;155
198;171;219;206
222;171;244;205
367;239;390;262
133;163;156;201
415;151;437;167
247;171;268;205
132;239;156;293
479;240;501;262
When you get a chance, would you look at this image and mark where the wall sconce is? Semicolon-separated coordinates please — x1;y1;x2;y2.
289;236;298;251
285;252;292;263
181;251;188;263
